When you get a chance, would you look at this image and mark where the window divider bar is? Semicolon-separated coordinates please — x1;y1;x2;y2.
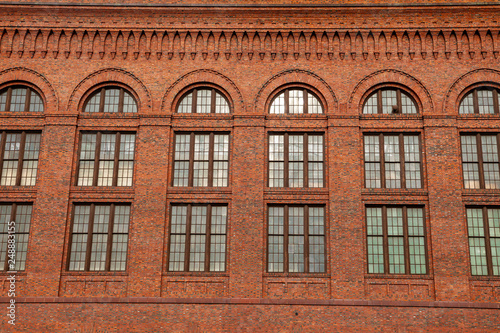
118;89;124;113
192;89;198;114
284;205;289;273
112;133;121;187
477;134;486;189
379;134;386;188
382;206;389;274
184;204;193;272
5;88;12;112
377;90;382;114
0;132;6;184
304;205;310;273
188;133;195;187
494;90;500;114
24;89;31;112
402;206;410;275
473;89;479;114
483;207;494;276
284;134;289;188
304;134;309;187
85;204;96;271
208;133;215;187
205;205;212;272
210;89;216;114
99;88;105;113
105;204;115;271
15;132;27;186
304;90;309;114
399;134;406;188
284;90;289;115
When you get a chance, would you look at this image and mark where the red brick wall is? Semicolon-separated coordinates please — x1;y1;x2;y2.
0;2;499;331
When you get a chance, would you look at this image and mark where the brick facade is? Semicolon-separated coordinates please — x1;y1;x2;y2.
0;1;500;331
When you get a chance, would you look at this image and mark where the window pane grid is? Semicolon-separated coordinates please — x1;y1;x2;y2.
461;134;500;189
168;205;227;272
177;89;230;114
68;204;130;271
0;132;41;186
77;132;135;187
270;89;323;114
363;89;417;114
84;88;137;113
0;204;32;271
467;207;500;276
459;88;500;114
267;205;325;274
366;206;427;275
103;88;120;113
0;87;44;112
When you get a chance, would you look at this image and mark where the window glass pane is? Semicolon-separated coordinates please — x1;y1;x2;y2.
0;90;6;111
178;93;193;113
122;91;137;113
387;208;404;274
270;93;285;114
215;92;230;114
173;135;191;187
103;88;120;113
401;93;417;114
288;90;304;114
459;92;474;114
288;136;304;187
381;90;397;114
407;208;426;274
477;90;495;114
196;89;212;114
193;135;210;187
404;136;421;189
189;206;207;271
384;136;401;188
308;93;322;114
29;90;44;112
85;92;101;113
269;135;284;187
10;88;27;112
363;94;378;114
213;135;229;187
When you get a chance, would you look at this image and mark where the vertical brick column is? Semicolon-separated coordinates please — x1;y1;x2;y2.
26;120;76;296
424;123;469;300
229;116;265;298
126;120;170;296
328;117;365;299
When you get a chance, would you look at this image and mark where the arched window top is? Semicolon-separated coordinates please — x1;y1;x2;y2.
363;88;417;115
177;88;230;114
84;86;137;113
459;86;500;115
269;88;323;114
0;85;44;112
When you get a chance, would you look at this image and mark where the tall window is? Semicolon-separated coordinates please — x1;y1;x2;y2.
366;206;427;275
0;132;41;186
466;207;500;276
461;134;500;189
173;133;229;187
267;205;325;273
168;204;227;272
68;204;130;271
84;86;137;113
363;88;417;114
77;132;135;186
0;204;32;271
364;134;422;189
177;88;230;114
269;133;324;188
269;88;323;114
459;87;500;114
0;86;44;112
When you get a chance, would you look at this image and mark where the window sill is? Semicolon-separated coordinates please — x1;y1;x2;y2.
266;114;327;120
265;188;328;194
61;271;128;276
365;274;433;280
469;275;500;281
79;113;139;119
462;189;500;197
263;273;329;278
163;271;229;277
172;114;233;120
360;114;422;120
0;112;45;117
0;271;27;276
458;114;500;119
168;187;232;194
70;186;135;193
362;188;428;196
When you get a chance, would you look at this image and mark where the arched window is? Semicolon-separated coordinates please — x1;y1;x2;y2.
84;86;137;113
0;85;44;112
269;88;323;114
177;88;230;114
459;87;500;114
363;88;417;114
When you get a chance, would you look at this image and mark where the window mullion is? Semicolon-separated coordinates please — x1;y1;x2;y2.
205;205;212;272
210;89;216;113
85;204;96;271
382;206;389;274
284;134;289;187
399;134;406;189
5;88;12;112
93;133;102;186
473;89;479;114
304;205;310;273
493;90;500;114
396;89;402;113
208;133;214;187
304;90;309;114
192;89;198;114
284;205;289;273
105;204;115;271
24;89;31;112
184;204;193;271
483;207;494;276
15;132;27;186
118;89;124;113
284;90;289;114
477;134;486;189
377;90;382;114
112;133;121;187
99;88;105;113
304;134;309;187
380;134;386;188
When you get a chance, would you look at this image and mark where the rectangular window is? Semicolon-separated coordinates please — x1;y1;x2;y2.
466;207;500;276
366;206;427;275
267;205;326;273
461;134;500;189
364;134;422;189
168;204;227;272
0;204;32;271
173;133;229;187
0;132;40;186
77;132;135;187
269;133;324;188
68;204;130;271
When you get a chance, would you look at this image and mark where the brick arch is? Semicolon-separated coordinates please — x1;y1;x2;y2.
67;68;151;114
443;68;500;114
162;69;244;115
0;67;58;113
254;69;337;114
349;69;434;115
